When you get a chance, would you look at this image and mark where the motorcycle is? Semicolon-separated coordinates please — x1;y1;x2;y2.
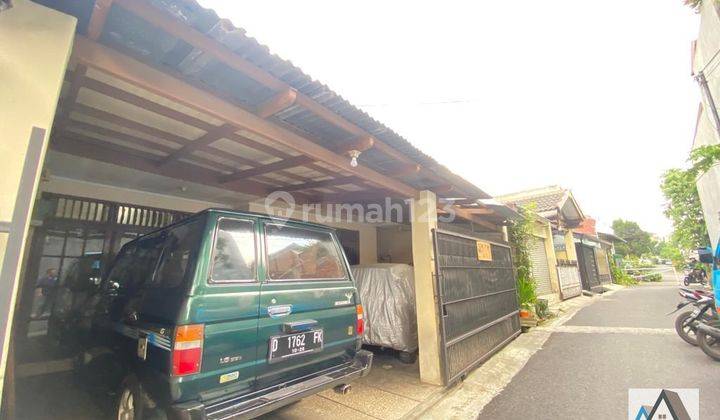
670;287;716;346
683;267;707;286
697;317;720;361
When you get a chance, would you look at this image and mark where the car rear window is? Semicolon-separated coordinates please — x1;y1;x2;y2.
210;218;256;282
107;233;164;290
154;220;203;288
265;224;346;281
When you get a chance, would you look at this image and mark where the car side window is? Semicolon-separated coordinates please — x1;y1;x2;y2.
265;224;346;281
210;218;256;282
107;234;163;290
154;220;203;289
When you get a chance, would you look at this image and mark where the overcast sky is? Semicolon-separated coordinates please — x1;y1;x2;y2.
200;0;700;236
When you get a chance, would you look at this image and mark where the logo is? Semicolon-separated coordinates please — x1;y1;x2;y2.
629;389;698;420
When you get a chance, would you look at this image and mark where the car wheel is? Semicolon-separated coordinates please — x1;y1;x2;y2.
116;375;169;420
674;311;698;346
398;351;417;364
697;330;720;361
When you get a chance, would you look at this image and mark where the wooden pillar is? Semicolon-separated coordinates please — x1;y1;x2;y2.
564;229;578;261
544;222;561;294
410;190;443;385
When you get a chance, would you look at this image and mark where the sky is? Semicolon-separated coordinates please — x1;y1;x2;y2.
199;0;700;236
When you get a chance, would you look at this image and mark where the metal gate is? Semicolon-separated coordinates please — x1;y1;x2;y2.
433;229;521;385
557;261;582;300
576;243;601;292
529;237;553;296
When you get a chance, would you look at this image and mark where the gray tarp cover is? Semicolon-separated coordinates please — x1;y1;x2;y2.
351;264;418;352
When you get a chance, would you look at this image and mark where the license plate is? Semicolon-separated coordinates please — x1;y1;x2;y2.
268;330;323;363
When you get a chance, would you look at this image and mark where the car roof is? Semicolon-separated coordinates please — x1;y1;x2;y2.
121;208;337;249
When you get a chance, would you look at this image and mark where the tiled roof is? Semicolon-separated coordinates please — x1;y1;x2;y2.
496;186;567;213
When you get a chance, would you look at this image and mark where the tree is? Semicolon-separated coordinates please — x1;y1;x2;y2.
611;219;655;257
660;168;709;250
657;240;684;268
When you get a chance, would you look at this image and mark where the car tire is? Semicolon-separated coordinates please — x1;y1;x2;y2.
697;330;720;362
398;351;417;364
674;311;698;346
115;376;167;420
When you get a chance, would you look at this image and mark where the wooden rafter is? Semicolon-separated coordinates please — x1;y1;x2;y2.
279;176;360;192
71;36;418;197
336;136;374;155
111;0;453;195
51;135;271;197
158;123;235;167
221;155;313;184
256;88;297;118
387;163;422;177
87;0;114;40
68;72;336;188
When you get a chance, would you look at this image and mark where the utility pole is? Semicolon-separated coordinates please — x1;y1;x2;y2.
695;71;720;140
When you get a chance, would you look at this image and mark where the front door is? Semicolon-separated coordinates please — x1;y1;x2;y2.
254;221;358;390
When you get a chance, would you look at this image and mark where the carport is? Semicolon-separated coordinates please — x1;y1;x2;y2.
1;0;520;414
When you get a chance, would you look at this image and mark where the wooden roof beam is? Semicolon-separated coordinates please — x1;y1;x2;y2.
221;155;313;185
387;163;421;178
157;123;236;167
278;176;359;192
336;136;374;155
256;88;297;118
87;0;113;40
71;36;418;198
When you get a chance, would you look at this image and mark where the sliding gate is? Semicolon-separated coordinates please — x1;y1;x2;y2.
433;230;521;385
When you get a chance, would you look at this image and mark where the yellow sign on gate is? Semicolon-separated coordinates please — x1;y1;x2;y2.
476;241;493;261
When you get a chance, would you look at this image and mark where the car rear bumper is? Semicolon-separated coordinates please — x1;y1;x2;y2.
169;350;373;420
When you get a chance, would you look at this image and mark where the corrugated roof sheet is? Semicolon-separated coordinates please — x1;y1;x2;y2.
44;0;491;199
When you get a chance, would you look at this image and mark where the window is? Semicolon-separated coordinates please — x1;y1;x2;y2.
265;224;346;281
154;220;203;288
210;219;256;282
107;233;164;290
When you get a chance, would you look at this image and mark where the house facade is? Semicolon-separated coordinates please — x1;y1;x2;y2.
498;186;585;301
0;0;528;404
691;0;720;248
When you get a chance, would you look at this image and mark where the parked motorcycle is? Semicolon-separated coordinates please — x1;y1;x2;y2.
683;267;707;286
670;287;716;346
697;319;720;361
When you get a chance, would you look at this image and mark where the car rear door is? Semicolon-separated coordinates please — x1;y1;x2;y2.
254;221;359;390
190;214;262;397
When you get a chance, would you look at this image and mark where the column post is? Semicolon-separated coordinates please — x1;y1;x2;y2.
410;190;443;385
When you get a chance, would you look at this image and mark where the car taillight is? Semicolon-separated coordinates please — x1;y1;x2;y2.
172;324;203;376
356;304;365;335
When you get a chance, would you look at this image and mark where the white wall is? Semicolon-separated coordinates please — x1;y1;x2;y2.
693;0;720;247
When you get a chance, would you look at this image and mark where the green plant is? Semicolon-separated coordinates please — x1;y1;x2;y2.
660;168;709;251
644;273;663;282
610;259;637;286
535;299;550;320
508;204;537;307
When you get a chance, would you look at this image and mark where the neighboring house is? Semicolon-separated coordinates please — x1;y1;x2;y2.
497;186;586;301
572;217;614;291
690;0;720;247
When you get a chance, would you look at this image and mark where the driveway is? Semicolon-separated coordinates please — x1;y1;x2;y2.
475;284;720;419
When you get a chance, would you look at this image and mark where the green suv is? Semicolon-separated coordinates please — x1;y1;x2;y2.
79;209;372;419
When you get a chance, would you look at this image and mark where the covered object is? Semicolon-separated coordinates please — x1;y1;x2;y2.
351;264;417;352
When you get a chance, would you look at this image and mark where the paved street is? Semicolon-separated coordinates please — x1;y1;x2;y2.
477;283;720;419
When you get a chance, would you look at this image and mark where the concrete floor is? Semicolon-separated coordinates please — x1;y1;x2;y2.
14;349;442;420
261;351;442;420
423;282;720;419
